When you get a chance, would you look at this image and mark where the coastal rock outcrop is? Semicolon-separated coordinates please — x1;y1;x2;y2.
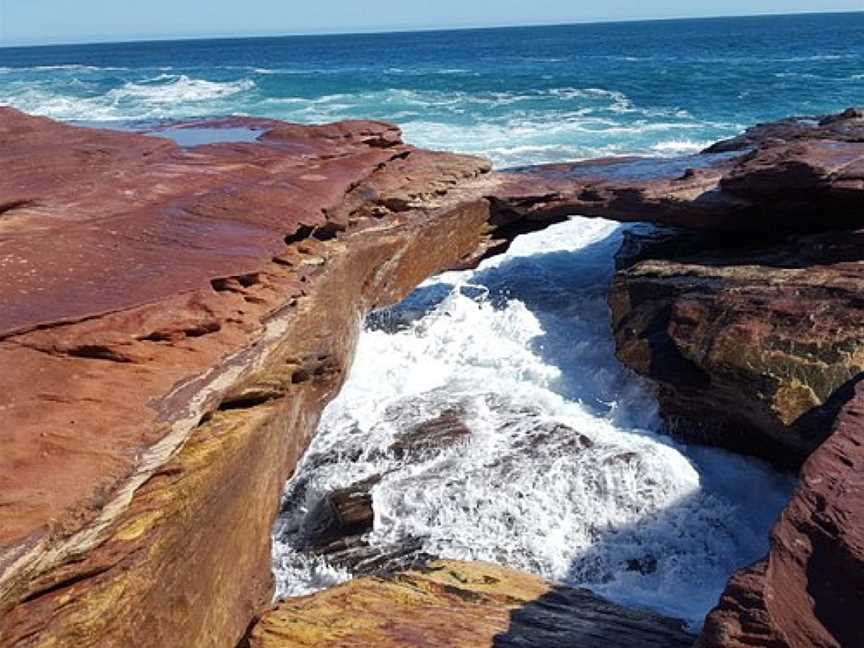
602;109;864;646
609;227;864;465
0;108;497;647
493;107;864;234
2;105;863;647
698;378;864;648
246;560;695;648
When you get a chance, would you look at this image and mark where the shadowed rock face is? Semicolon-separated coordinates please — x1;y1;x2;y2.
609;228;864;466
698;379;864;648
247;561;695;648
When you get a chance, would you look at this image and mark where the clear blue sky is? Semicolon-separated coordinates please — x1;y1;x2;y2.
1;0;861;46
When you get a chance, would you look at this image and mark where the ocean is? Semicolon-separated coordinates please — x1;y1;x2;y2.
1;12;863;165
3;11;861;629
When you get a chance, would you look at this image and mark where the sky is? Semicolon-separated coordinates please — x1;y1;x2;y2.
1;0;862;46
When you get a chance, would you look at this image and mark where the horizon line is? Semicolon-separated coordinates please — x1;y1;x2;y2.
0;9;861;50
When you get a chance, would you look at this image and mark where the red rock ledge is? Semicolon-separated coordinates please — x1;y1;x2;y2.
0;108;499;647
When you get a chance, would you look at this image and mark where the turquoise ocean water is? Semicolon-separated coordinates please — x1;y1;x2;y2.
2;12;863;166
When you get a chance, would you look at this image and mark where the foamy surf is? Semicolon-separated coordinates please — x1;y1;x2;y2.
272;218;793;627
0;72;737;165
0;74;256;122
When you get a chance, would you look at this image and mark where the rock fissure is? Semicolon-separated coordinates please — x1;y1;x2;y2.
1;106;863;646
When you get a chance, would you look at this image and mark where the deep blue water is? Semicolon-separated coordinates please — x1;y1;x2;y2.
1;12;862;166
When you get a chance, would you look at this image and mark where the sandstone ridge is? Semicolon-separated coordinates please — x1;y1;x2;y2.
2;106;863;647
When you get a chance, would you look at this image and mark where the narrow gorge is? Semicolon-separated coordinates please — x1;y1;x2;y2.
0;105;862;647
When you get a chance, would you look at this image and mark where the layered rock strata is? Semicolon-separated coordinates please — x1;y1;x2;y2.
246;560;695;648
609;227;864;465
2;106;863;647
601;109;864;646
698;379;864;648
0;108;497;647
494;107;864;234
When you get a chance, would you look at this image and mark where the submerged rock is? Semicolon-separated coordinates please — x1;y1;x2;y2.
276;395;608;583
388;407;472;460
248;560;696;648
301;475;379;552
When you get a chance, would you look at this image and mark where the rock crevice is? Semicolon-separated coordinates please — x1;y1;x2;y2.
2;106;863;647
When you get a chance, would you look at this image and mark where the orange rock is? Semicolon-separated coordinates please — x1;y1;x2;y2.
247;561;694;648
0;108;494;647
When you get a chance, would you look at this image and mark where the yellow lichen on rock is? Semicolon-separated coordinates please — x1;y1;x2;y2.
248;560;696;648
248;561;550;648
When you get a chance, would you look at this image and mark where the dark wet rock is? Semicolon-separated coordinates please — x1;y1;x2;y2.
389;407;471;460
320;537;434;576
295;471;433;576
509;421;594;456
301;475;380;551
626;555;659;575
285;397;599;578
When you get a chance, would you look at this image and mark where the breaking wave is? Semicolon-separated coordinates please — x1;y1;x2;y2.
0;73;737;164
0;74;256;122
272;218;794;627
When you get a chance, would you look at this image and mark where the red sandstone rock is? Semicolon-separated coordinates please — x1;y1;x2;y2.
698;379;864;648
603;110;864;646
609;228;864;465
0;107;494;647
491;106;864;234
2;105;864;647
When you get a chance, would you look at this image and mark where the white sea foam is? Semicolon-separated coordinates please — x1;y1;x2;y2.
651;139;713;155
31;64;131;72
0;74;256;121
108;74;254;103
0;79;737;165
272;218;793;627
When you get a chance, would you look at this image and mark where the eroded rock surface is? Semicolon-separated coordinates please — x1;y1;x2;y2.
247;560;695;648
698;378;864;648
603;108;864;646
609;227;864;465
0;108;496;647
3;105;864;647
493;106;864;234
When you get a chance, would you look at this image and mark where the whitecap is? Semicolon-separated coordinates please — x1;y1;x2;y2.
0;74;256;122
651;139;713;155
107;75;255;104
272;218;794;627
30;64;131;72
